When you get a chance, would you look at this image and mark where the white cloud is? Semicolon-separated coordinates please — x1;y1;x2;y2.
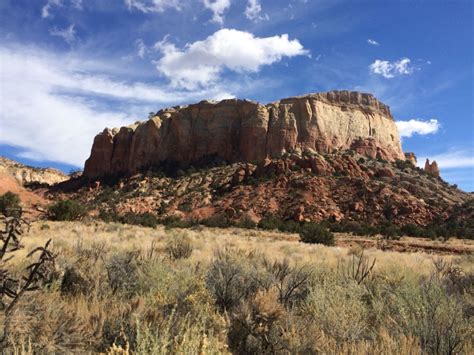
0;45;234;166
124;0;182;13
203;0;231;24
367;39;379;46
153;28;309;89
245;0;268;21
42;0;82;18
369;58;414;78
136;38;146;58
417;150;474;169
396;119;440;137
49;24;76;44
41;0;62;18
71;0;82;9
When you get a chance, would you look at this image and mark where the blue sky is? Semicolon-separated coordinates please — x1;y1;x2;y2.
0;0;473;190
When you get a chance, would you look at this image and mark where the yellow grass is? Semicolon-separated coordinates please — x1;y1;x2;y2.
17;221;471;275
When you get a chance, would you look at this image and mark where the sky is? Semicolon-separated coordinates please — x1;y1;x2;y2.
0;0;473;190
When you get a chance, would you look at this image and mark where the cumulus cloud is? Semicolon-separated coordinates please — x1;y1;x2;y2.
49;24;76;44
0;45;234;166
245;0;268;21
396;119;440;138
367;39;379;46
203;0;231;24
153;28;309;89
369;58;414;78
124;0;181;13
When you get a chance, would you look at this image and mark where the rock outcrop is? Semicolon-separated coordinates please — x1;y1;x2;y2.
424;159;440;177
84;90;405;178
404;152;417;166
0;157;69;186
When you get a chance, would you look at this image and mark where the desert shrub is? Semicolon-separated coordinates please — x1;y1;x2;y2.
48;199;86;221
98;208;121;223
106;252;140;296
0;191;21;217
279;220;302;234
378;221;402;240
160;216;196;229
233;217;257;229
121;212;158;228
324;220;378;236
264;259;313;307
206;248;266;311
299;222;335;246
258;215;301;233
202;214;231;228
388;278;468;354
258;214;285;231
228;288;288;354
338;250;376;285
400;223;424;237
395;159;413;171
135;312;226;354
60;267;92;296
165;234;193;260
304;271;370;342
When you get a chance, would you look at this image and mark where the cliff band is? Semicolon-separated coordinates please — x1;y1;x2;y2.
84;90;404;178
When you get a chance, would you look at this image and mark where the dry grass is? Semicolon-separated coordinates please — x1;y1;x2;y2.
18;221;471;274
3;221;473;354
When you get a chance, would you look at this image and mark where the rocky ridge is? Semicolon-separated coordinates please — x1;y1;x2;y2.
73;150;470;228
84;90;405;178
0;157;69;186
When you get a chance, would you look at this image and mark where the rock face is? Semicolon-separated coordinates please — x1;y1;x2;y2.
0;157;68;186
404;152;417;166
424;159;440;177
84;90;405;178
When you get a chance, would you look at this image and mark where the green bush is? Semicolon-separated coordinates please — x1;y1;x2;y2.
202;214;231;228
299;223;335;246
121;212;158;228
0;191;21;217
161;216;196;229
258;215;301;233
378;221;402;240
233;218;257;229
48;199;86;221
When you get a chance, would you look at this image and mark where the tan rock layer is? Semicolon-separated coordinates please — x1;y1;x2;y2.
84;90;404;178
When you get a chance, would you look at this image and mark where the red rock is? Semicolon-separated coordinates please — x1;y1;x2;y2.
424;159;440;177
375;167;395;178
404;152;417;166
84;91;404;178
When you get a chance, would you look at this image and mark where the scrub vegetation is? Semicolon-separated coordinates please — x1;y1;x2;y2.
1;220;472;354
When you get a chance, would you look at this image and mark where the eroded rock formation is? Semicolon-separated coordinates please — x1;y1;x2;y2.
84;90;405;178
424;159;440;177
404;152;417;166
0;157;68;186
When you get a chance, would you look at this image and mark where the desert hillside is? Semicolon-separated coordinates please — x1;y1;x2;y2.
47;92;473;238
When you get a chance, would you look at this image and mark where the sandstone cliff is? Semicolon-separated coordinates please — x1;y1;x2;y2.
0;157;69;186
84;90;405;178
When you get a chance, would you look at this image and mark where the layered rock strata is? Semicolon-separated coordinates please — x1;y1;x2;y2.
84;90;405;178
